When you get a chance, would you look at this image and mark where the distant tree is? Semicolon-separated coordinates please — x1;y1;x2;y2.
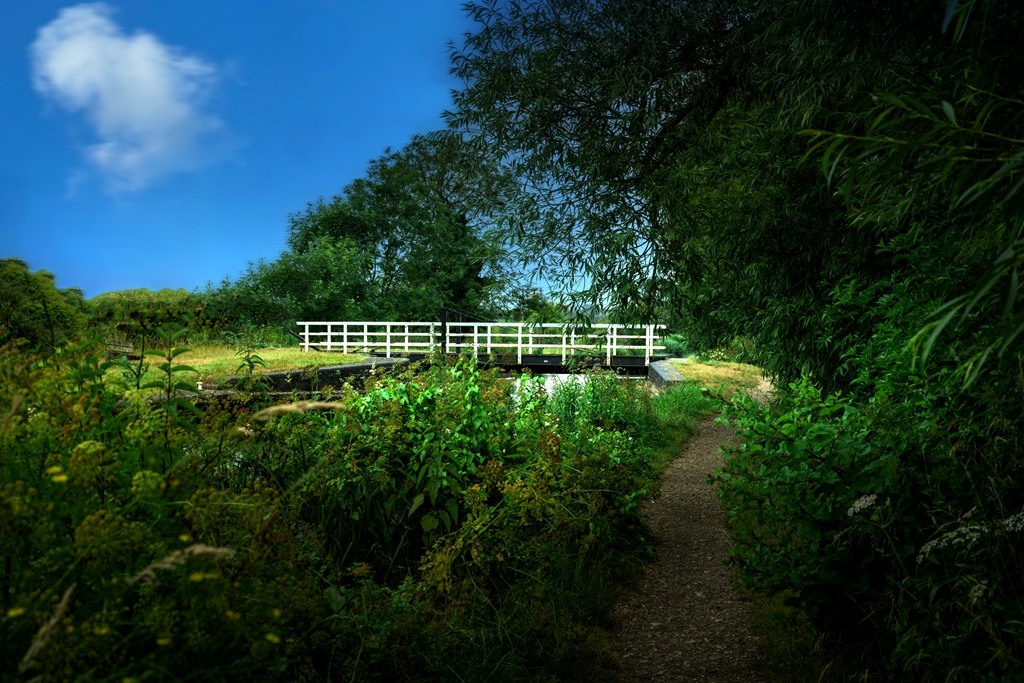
202;237;372;328
89;288;203;345
0;258;87;350
502;287;567;324
286;132;517;320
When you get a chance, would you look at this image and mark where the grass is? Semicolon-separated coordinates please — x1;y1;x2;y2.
670;358;765;398
747;592;843;683
107;345;367;388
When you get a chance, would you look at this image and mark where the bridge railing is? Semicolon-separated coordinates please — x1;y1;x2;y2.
295;322;440;355
444;322;665;365
296;321;666;365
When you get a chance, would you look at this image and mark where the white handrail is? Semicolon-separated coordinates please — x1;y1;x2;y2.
295;321;666;363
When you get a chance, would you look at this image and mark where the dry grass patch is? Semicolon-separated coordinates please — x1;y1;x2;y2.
670;359;764;398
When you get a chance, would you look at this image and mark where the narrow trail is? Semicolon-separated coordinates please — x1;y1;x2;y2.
610;416;763;682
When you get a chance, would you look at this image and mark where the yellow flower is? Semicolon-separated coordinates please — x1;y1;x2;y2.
45;465;63;475
6;607;26;618
51;474;69;483
156;637;172;646
178;534;192;543
272;608;282;619
264;632;281;644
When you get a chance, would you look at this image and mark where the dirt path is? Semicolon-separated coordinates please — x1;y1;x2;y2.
610;416;763;682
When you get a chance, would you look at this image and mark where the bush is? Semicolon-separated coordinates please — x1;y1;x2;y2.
718;370;1024;680
0;340;704;681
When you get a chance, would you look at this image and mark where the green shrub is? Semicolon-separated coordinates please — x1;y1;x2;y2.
718;371;1024;680
1;338;705;681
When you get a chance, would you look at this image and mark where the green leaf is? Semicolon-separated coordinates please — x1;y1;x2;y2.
421;513;439;532
941;100;957;126
409;493;425;516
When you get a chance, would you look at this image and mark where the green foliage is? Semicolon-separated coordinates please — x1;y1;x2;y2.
449;5;1024;676
205;132;517;328
89;288;203;346
0;258;87;350
0;334;705;681
201;237;371;329
718;369;1024;679
661;333;689;357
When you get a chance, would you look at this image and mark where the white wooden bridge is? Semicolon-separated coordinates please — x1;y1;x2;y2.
295;321;666;370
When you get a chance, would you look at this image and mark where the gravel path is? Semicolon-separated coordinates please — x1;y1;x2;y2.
610;416;763;682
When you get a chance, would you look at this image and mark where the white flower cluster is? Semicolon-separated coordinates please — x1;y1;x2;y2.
967;579;989;606
1002;511;1024;533
917;524;987;564
847;494;878;517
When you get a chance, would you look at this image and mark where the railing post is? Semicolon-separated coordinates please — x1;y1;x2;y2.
301;322;309;352
404;324;410;353
440;308;448;355
517;324;523;365
607;325;614;366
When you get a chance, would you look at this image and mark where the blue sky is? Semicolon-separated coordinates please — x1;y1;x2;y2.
1;1;474;298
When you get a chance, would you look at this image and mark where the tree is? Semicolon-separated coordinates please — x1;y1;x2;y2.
202;237;372;327
449;0;1024;387
284;132;516;321
448;2;1024;677
0;258;87;350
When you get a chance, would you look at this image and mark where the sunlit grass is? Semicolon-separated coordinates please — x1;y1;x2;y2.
107;345;367;387
670;358;765;398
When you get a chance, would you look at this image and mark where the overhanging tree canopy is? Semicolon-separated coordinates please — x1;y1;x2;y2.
447;0;1024;387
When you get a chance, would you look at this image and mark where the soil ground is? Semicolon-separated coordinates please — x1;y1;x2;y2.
610;408;765;682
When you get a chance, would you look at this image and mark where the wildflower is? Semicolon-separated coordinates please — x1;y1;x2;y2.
1003;511;1024;533
7;607;26;618
968;580;988;606
264;632;281;644
917;524;987;564
846;494;877;517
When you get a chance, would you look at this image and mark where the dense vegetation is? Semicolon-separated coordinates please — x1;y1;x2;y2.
447;0;1024;678
6;0;1024;679
0;323;711;681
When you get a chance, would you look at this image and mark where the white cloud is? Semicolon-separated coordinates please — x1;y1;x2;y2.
31;3;229;192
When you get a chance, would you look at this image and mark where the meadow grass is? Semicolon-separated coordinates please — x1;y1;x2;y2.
670;358;764;398
107;345;367;387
